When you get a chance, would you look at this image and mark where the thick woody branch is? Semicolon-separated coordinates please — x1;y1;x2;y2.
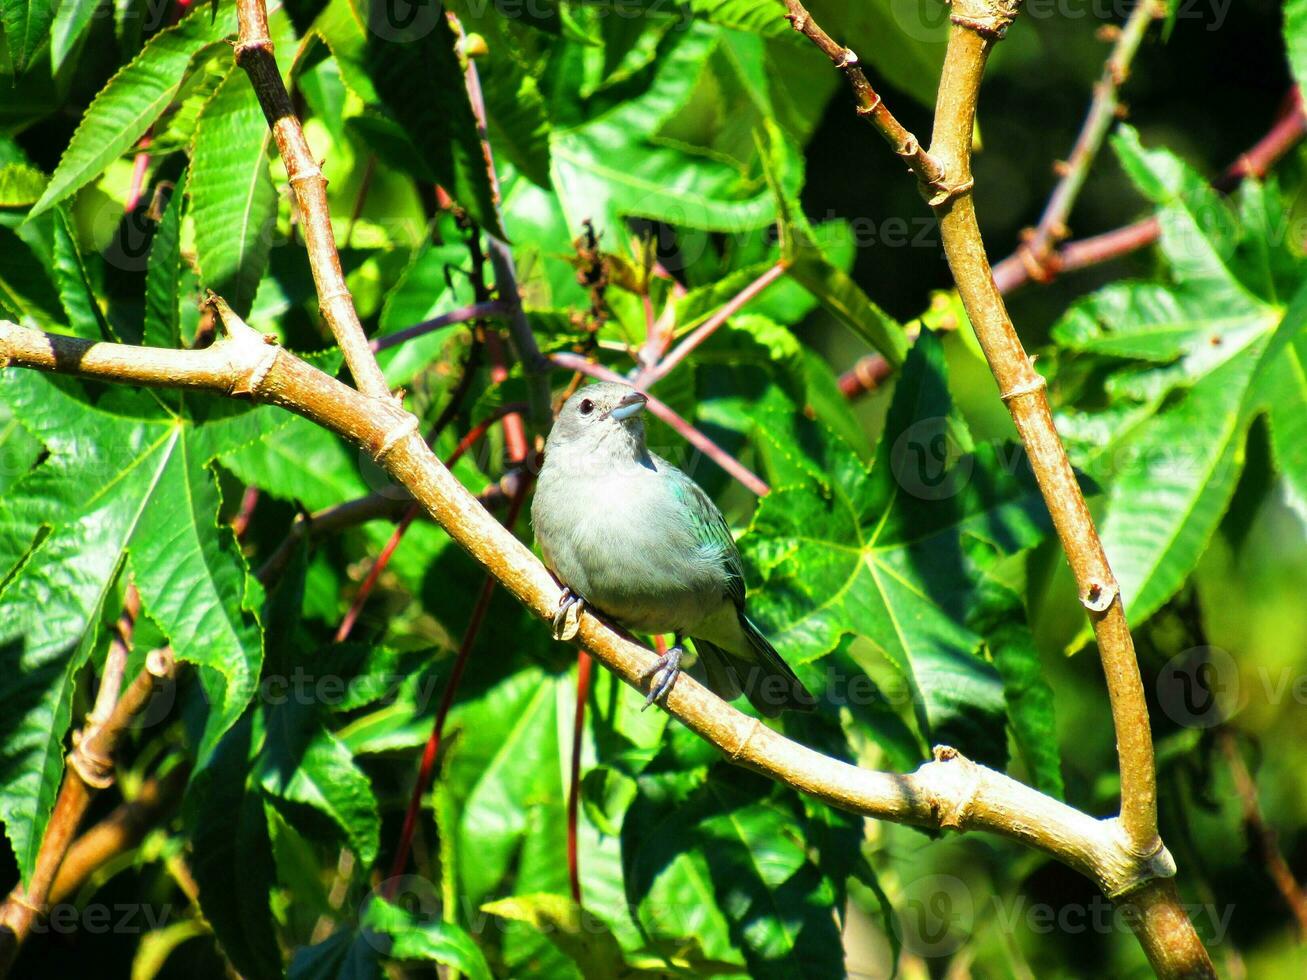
924;2;1212;974
0;316;1172;906
929;0;1158;857
233;0;390;400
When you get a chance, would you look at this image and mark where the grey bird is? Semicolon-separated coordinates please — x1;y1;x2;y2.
531;382;814;716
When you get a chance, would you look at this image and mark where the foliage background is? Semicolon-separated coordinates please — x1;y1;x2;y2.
1;0;1306;977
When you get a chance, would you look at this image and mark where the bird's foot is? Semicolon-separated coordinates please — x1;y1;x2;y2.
553;588;584;641
640;644;684;711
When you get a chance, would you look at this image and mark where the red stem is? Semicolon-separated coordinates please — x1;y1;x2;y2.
639;261;787;386
384;481;531;892
567;650;593;905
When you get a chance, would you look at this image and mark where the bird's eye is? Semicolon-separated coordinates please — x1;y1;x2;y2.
579;399;595;416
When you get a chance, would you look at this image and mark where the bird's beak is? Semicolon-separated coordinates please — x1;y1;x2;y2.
607;391;648;422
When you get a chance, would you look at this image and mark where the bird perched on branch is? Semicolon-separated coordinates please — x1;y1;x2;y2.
531;382;814;716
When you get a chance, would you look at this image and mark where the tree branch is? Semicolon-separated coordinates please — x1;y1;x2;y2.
784;0;948;194
0;316;1176;908
0;649;176;971
234;0;390;400
1019;0;1162;277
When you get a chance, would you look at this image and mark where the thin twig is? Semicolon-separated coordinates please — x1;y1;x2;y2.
0;650;177;971
783;0;947;194
638;261;787;386
841;90;1307;398
371;301;510;353
1020;0;1162;278
550;352;770;497
1217;729;1307;938
233;0;390;399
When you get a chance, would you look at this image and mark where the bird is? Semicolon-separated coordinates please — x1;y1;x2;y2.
531;381;815;716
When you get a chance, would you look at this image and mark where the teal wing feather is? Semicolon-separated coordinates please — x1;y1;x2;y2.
656;455;746;608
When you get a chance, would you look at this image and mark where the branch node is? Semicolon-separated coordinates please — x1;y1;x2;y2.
947;0;1022;39
318;286;353;308
854;92;883;117
730;717;763;762
923;176;974;208
999;373;1046;402
232;343;280;398
928;745;980;829
146;648;175;679
1080;580;1119;613
67;739;115;790
287;169;325;186
373;413;420;462
836;47;859;69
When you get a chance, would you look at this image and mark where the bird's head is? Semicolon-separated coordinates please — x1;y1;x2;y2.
545;382;650;464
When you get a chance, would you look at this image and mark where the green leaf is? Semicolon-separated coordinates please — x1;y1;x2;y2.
740;331;1050;764
49;0;101;72
221;412;368;512
260;701;381;865
355;0;504;237
362;898;492;980
0;223;64;328
189;70;278;318
550;24;790;244
1;0;55;74
1050;128;1307;629
0;371;278;882
29;3;237;218
623;767;838;976
0;163;46;207
186;713;282;980
288;928;382;980
51;206;111;341
143;169;188;348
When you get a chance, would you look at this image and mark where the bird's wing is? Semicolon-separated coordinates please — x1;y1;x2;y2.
656;456;747;609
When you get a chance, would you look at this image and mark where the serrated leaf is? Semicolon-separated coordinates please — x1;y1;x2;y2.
51;206;112;341
1051;129;1307;629
189;70;278;319
29;3;237;218
0;371;278;882
740;331;1050;764
143;169;188;348
1;0;55;74
221;412;368;512
622;767;837;976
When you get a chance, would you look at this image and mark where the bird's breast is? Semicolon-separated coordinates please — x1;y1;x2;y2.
533;463;727;635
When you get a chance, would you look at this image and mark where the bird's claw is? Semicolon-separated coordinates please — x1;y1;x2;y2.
553;588;584;641
640;645;683;711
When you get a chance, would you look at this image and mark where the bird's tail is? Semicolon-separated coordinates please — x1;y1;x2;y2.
694;615;815;717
